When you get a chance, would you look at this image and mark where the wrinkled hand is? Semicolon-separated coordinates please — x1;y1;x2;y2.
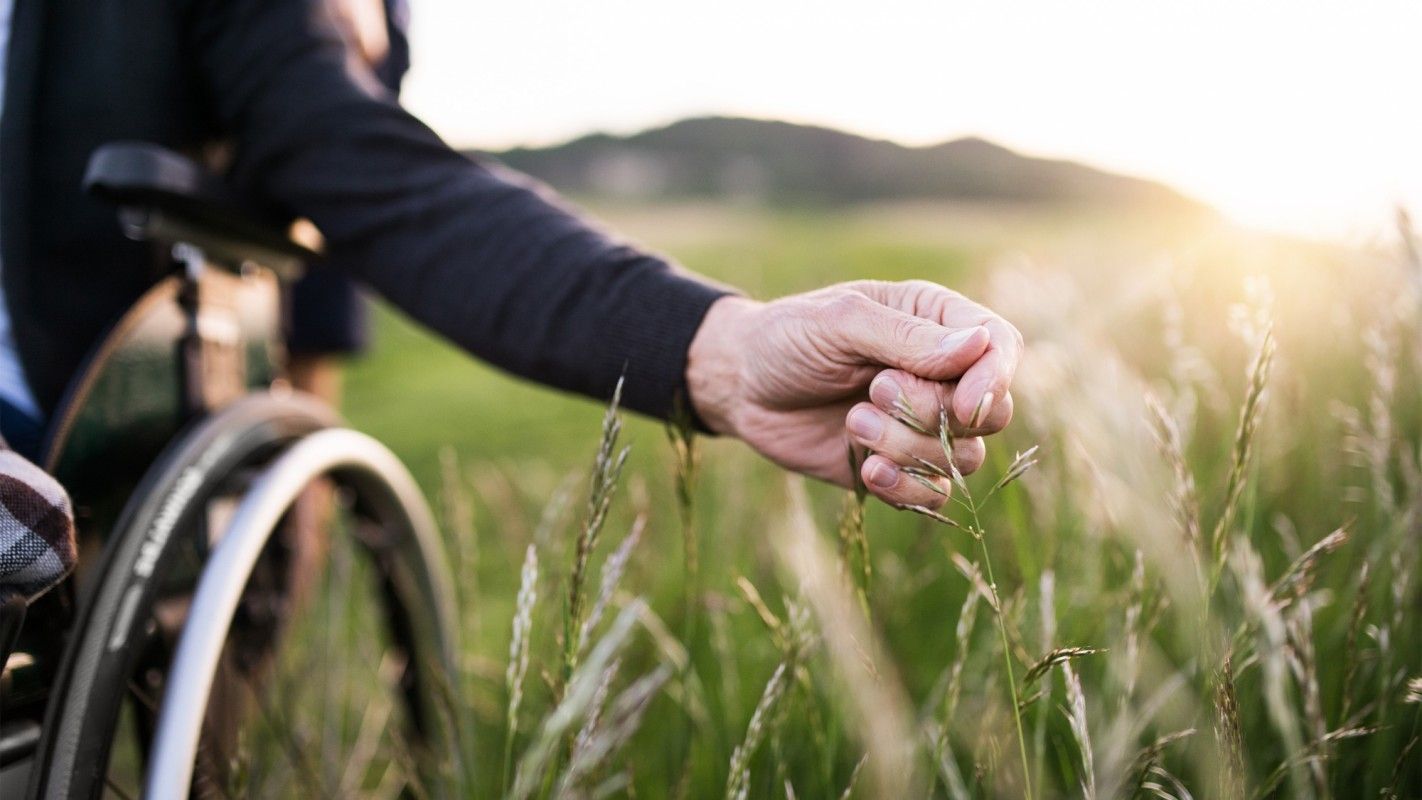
686;280;1022;509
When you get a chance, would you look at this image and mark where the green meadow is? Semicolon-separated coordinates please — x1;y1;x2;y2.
332;200;1422;798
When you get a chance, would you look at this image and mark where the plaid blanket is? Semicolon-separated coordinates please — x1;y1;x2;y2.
0;442;77;604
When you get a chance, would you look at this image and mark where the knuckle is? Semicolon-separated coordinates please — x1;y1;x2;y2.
765;297;810;329
891;316;926;346
800;303;840;336
838;279;879;295
900;279;941;296
825;291;872;319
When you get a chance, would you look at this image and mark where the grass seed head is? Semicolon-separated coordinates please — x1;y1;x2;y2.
1025;646;1106;687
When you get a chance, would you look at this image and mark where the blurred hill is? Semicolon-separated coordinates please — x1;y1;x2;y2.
477;116;1208;213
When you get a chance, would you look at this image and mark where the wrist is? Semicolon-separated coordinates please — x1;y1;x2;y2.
685;295;762;437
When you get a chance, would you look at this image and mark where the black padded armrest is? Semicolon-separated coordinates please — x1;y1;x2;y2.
84;143;318;268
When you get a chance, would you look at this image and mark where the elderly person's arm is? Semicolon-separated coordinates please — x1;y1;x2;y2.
189;0;1019;509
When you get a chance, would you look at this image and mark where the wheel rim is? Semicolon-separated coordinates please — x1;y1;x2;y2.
31;393;338;799
143;429;459;800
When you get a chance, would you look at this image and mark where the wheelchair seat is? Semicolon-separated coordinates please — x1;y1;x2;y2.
84;143;319;277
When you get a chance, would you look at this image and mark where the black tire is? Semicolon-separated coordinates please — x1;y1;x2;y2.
26;392;455;798
144;426;461;798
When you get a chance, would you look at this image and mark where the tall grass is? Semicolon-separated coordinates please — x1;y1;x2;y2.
344;210;1422;798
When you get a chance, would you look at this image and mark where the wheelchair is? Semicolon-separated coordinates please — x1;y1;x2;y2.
0;144;460;798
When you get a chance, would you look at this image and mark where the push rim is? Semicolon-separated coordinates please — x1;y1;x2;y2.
31;392;337;799
142;427;460;798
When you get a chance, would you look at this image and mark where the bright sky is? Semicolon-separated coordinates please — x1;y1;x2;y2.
403;1;1422;241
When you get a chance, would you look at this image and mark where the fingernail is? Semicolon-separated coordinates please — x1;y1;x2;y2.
869;374;900;407
939;326;984;351
970;391;995;428
867;460;898;488
847;408;884;442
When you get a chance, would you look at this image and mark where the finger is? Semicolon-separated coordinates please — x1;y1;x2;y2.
950;317;1023;429
868;370;1014;437
820;293;990;380
846;399;986;476
861;283;1022;430
845;403;953;472
951;436;987;476
860;453;951;509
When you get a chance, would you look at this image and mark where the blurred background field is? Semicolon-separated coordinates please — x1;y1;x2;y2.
334;143;1422;796
262;1;1422;793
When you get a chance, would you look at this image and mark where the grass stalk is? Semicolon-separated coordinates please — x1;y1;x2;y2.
725;662;790;800
503;544;539;795
1208;323;1275;594
667;398;703;792
914;406;1036;800
666;397;701;640
973;507;1035;800
953;414;1035;800
838;445;872;619
563;378;631;687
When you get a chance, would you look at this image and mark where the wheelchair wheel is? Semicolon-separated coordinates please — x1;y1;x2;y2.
29;394;460;799
146;427;462;798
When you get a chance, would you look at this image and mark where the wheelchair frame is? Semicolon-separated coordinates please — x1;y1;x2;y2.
0;143;460;798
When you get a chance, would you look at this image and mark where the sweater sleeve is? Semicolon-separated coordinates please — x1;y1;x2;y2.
188;0;729;420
